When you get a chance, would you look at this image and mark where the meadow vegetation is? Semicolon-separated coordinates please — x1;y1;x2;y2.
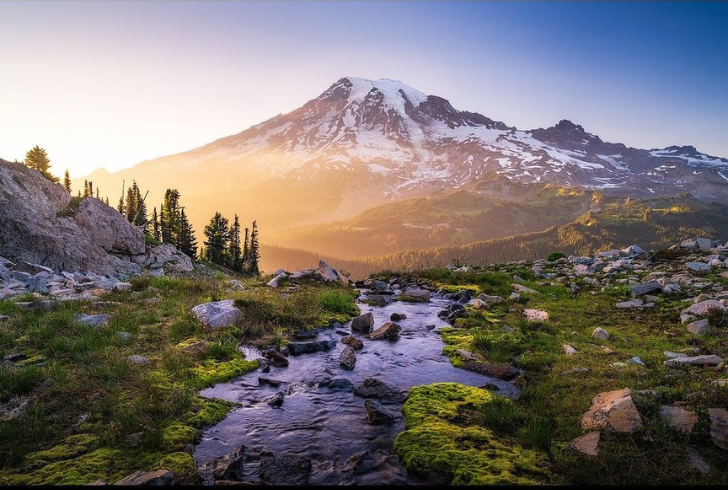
0;272;358;484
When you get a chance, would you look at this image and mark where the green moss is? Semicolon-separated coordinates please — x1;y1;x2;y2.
161;423;198;452
439;327;474;368
25;434;99;464
56;196;84;218
394;383;553;485
157;451;198;483
190;358;258;389
183;396;238;428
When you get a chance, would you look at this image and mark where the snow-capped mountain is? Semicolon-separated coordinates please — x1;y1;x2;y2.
79;76;728;234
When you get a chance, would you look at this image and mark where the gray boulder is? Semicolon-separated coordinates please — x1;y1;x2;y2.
350;312;374;333
191;300;242;329
73;313;110;328
709;408;728;450
364;399;394;425
580;388;642;433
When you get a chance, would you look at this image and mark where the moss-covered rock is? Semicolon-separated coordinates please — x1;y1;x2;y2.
394;383;553;485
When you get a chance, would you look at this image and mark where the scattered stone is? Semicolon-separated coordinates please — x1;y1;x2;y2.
200;445;246;483
663;351;686;359
341;335;364;349
127;355;149;365
287;340;336;355
340;347;356;370
568;431;600;457
350;312;374;333
364;399;394;425
265;391;285;408
114;470;174;485
116;331;131;341
523;309;549;322
681;300;726;324
660;405;698;433
401;288;430;302
580;388;642;433
626;356;644;366
365;294;392;306
592;327;609;340
562;344;577;356
665;355;723;367
687;318;710;335
477;293;505;304
686;447;711;474
73;313;109;328
390;312;407;321
263;349;289;368
367;322;401;341
709;408;728;450
113;282;133;292
191;300;242;329
686;262;711;272
512;284;539;295
616;299;643;309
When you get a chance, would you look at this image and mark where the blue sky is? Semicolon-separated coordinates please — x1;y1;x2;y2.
1;1;726;178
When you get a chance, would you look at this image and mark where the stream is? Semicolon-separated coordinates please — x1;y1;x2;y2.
192;290;518;485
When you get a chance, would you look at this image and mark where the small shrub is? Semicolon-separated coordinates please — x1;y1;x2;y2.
547;251;566;262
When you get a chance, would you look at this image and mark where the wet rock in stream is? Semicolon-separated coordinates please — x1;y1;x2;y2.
353;377;407;403
259;453;312;485
287;340;337;355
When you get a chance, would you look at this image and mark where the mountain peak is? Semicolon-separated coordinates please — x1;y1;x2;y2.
553;119;585;133
327;76;429;110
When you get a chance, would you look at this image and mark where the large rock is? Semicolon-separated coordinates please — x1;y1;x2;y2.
367;322;401;341
315;259;350;284
200;445;246;483
0;160;145;276
580;388;643;433
523;309;549;322
191;300;242;329
350;312;374;333
630;281;662;296
353;378;406;402
681;300;726;324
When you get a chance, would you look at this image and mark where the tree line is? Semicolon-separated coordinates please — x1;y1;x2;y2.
21;145;260;275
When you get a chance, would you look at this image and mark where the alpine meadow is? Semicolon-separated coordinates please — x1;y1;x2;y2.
2;1;728;487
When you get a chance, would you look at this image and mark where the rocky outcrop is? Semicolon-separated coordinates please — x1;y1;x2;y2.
0;159;193;278
0;160;145;276
288;260;350;285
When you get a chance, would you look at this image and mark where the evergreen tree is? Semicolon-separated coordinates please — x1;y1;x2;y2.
160;189;181;244
152;207;161;241
117;194;125;215
178;209;197;259
229;215;242;271
95;187;100;200
105;196;109;206
88;181;93;197
249;220;260;276
63;169;72;193
203;212;230;266
83;180;90;198
242;227;250;273
124;182;138;223
24;145;58;182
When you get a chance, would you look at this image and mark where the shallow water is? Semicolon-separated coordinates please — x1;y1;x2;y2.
193;291;517;485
